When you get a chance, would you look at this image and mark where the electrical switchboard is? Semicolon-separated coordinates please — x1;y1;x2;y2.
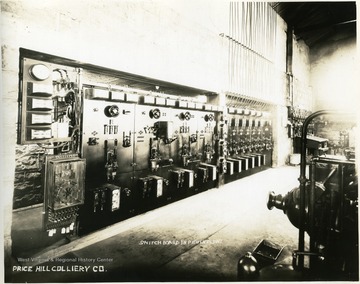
224;108;272;182
81;91;135;186
17;51;274;236
80;84;220;228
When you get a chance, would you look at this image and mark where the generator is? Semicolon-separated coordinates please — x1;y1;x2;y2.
265;110;358;281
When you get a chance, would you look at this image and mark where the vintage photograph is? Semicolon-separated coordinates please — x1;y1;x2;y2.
1;0;358;282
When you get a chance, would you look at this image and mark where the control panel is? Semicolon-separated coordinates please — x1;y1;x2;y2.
18;58;80;146
42;154;85;236
82;92;135;186
17;53;274;237
224;108;272;181
81;86;220;223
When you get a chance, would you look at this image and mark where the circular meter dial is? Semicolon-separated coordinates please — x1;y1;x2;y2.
149;108;161;119
29;64;50;81
54;184;81;208
105;105;120;117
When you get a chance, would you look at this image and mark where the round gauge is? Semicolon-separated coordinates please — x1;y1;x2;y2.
184;112;191;120
54;185;79;208
179;112;191;121
205;114;214;122
149;108;161;119
104;105;120;117
29;64;50;81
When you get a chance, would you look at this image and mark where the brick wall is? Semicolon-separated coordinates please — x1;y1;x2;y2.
13;145;45;209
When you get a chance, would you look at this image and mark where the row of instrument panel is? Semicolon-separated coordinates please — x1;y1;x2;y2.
18;52;273;236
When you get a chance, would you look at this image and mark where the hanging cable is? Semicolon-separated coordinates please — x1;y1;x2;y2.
225;2;279;107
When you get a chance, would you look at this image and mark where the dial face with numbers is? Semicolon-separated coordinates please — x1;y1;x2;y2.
149;108;161;119
52;162;84;209
54;182;81;209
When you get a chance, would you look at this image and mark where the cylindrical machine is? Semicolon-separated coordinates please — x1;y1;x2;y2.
267;182;326;231
267;159;358;279
267;110;358;280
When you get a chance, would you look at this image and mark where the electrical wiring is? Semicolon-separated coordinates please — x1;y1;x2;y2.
226;2;278;107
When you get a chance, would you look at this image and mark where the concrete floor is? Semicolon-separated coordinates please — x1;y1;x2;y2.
8;166;301;282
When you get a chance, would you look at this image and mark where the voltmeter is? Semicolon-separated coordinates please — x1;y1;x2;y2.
29;64;50;81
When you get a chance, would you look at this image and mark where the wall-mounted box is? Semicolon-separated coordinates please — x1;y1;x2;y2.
227;158;242;173
27;112;52;125
166;98;176;107
182;169;194;188
187;102;196;109
200;163;217;181
85;88;109;100
28;127;52;140
27;82;53;95
155;97;166;105
142;96;155;104
125;93;139;103
18;57;77;144
177;101;188;108
148;175;164;198
226;160;234;175
111;90;125;101
27;97;53;110
195;103;204;110
43;155;85;231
